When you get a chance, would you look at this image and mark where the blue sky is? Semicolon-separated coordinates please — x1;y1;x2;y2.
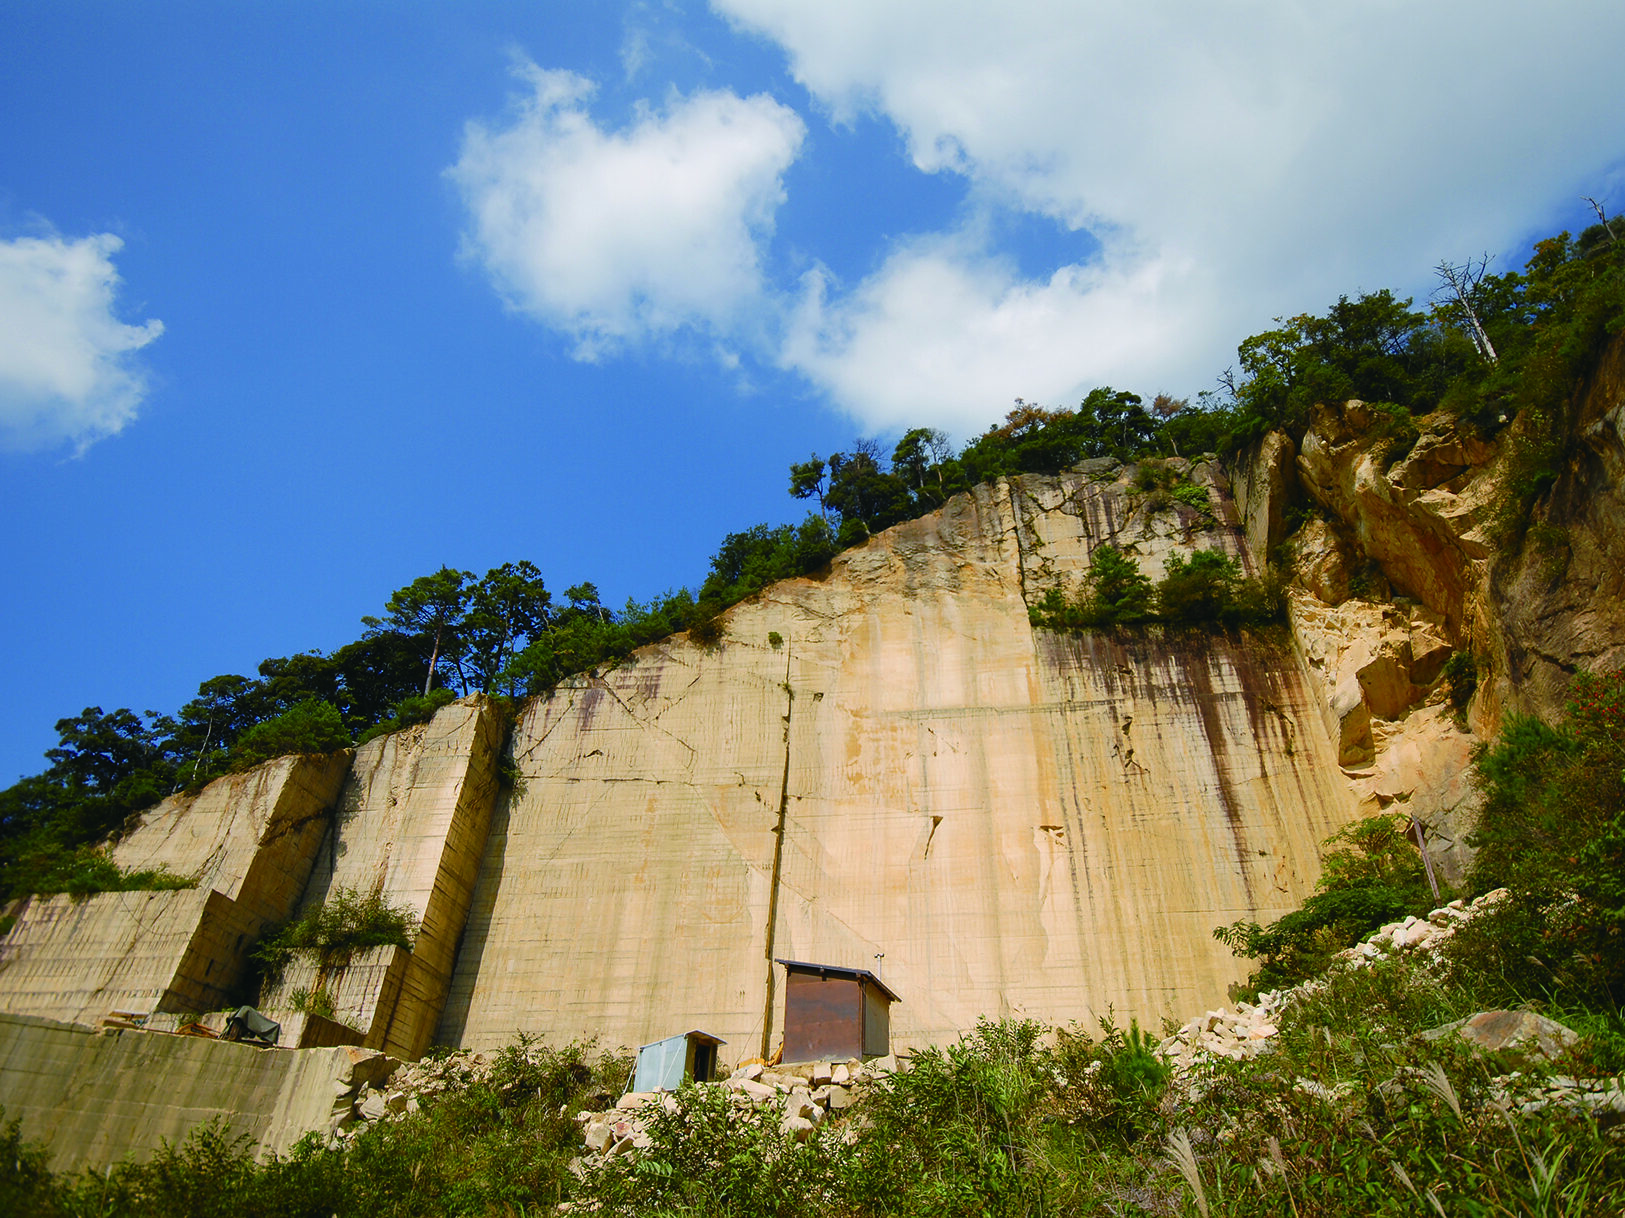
3;0;1623;783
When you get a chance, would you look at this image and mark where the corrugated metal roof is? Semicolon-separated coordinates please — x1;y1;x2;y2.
774;958;901;1003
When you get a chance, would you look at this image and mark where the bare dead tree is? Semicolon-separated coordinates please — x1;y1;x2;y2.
1434;255;1499;365
1583;196;1618;245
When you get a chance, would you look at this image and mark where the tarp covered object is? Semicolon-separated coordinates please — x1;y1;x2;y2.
224;1006;281;1045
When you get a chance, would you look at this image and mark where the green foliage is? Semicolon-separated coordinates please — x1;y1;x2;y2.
1216;813;1436;994
228;699;350;771
582;1083;838;1216
1052;1016;1171;1146
11;1039;633;1217
252;887;418;983
0;1110;60;1218
1442;650;1478;714
288;986;334;1019
1031;544;1154;629
837;1018;1056;1216
355;688;457;746
1229;289;1461;441
1466;666;1625;1001
696;515;836;614
1030;547;1284;634
1170;481;1212;511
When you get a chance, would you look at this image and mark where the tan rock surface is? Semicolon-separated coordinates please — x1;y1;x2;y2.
270;697;503;1059
441;470;1359;1057
0;1012;397;1172
0;754;350;1025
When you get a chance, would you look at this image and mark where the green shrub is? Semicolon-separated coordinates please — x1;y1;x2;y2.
1170;481;1212;512
838;1018;1054;1217
1466;666;1625;1001
1052;1016;1171;1146
229;699;350;771
1442;650;1478;713
1216;813;1436;994
288;986;335;1020
1030;547;1284;634
1132;459;1178;493
355;688;457;746
253;887;418;982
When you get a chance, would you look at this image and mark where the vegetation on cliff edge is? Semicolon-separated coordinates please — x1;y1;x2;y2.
3;213;1620;902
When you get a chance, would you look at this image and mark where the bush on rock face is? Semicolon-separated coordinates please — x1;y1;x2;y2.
1463;666;1625;1003
1215;812;1437;995
252;887;418;982
229;699;350;771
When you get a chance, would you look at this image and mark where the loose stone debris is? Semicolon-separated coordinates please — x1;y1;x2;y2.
574;1055;902;1163
335;887;1622;1165
1153;887;1625;1130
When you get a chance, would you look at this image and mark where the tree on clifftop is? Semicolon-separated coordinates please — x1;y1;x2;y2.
364;567;473;696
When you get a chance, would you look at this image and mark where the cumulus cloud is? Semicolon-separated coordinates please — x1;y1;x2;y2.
448;60;805;358
718;0;1625;428
783;230;1186;435
0;231;163;454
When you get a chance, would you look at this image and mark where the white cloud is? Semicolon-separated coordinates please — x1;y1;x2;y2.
448;60;805;358
783;230;1186;435
717;0;1625;429
0;231;163;454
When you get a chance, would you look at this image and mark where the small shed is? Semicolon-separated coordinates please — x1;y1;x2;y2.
776;959;900;1063
632;1029;726;1092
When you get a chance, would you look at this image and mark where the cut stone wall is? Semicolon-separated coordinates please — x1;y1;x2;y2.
441;467;1360;1060
0;889;241;1023
0;1012;396;1173
0;754;350;1026
262;698;504;1059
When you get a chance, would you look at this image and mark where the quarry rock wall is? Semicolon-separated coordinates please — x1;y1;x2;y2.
0;754;350;1025
31;428;1620;1160
0;1012;394;1173
439;466;1360;1060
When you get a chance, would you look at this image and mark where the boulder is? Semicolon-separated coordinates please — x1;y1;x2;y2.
356;1088;388;1121
1428;1010;1580;1062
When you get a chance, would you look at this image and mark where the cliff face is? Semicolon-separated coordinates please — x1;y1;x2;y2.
439;467;1357;1058
19;451;1549;1066
1227;332;1625;882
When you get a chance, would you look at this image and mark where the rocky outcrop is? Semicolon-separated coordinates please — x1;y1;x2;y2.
1220;336;1625;883
1483;333;1625;722
1289;332;1625;732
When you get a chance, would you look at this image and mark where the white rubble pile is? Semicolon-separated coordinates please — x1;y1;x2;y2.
1490;1070;1625;1118
331;1046;497;1141
576;1055;899;1162
1157;889;1507;1074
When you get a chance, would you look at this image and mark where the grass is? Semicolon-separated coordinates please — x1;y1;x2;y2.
15;847;195;900
5;936;1623;1215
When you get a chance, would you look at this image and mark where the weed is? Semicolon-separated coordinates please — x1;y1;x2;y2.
288;986;335;1020
252;887;418;983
